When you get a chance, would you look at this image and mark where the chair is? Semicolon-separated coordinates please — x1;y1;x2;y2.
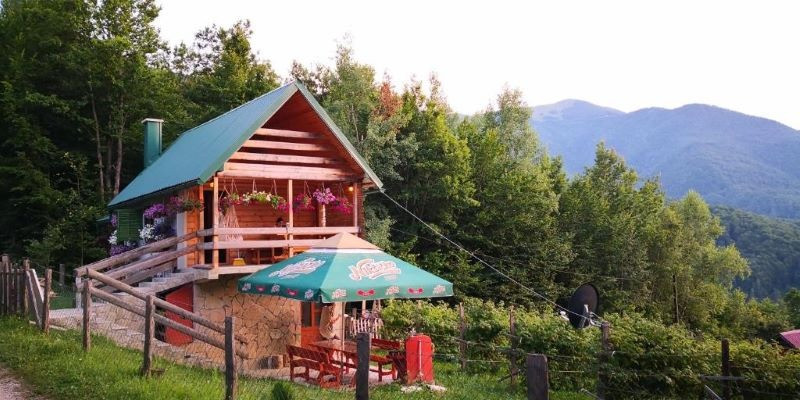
286;345;341;388
370;338;402;381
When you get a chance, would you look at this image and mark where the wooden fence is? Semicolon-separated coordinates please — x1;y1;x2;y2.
80;268;249;395
0;255;49;332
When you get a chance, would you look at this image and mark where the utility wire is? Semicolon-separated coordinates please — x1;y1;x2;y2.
381;190;604;323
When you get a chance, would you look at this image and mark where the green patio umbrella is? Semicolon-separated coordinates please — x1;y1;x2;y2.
237;233;453;302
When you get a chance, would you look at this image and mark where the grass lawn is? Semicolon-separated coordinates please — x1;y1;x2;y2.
0;317;583;399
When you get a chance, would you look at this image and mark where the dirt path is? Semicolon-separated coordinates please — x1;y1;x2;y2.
0;366;47;400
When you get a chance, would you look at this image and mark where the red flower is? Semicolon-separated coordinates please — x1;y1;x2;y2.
357;289;375;297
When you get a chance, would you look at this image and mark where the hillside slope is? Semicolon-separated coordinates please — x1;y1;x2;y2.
713;206;800;299
532;100;800;219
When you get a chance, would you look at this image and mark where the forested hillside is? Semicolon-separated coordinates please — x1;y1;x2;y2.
714;206;800;299
532;100;800;219
1;0;797;343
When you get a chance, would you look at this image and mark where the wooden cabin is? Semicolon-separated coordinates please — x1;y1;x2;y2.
106;81;382;368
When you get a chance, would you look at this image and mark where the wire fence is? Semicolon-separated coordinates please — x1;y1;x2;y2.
2;254;800;400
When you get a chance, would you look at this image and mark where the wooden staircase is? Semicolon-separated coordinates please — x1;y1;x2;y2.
49;233;250;369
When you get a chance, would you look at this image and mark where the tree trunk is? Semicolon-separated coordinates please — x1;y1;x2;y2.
90;86;106;203
113;96;125;196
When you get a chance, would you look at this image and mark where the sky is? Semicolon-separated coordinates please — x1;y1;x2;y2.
156;0;800;129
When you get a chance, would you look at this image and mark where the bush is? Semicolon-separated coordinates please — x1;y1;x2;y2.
381;297;800;398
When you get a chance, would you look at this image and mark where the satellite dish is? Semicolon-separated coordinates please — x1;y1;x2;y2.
567;284;600;329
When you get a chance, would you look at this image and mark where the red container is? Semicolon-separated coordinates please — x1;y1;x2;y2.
405;334;434;384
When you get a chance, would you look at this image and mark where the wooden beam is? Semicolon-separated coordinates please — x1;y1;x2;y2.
212;175;219;269
253;128;320;139
241;140;327;152
88;286;249;358
86;269;248;344
197;226;359;237
76;232;198;277
352;183;359;229
288;179;294;244
228;151;342;166
105;245;196;280
204;239;320;250
217;169;356;182
223;162;354;177
198;186;205;266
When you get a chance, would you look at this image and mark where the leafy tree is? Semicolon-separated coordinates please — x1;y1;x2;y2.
176;20;280;124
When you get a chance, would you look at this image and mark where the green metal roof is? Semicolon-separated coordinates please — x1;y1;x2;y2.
108;82;382;209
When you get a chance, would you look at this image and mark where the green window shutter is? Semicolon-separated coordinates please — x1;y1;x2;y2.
116;209;142;242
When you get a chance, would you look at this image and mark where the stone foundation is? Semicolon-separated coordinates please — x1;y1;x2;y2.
189;276;302;369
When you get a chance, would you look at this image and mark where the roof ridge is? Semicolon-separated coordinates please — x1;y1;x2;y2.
181;81;296;137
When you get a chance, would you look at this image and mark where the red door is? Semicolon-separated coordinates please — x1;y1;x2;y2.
300;302;322;347
164;284;193;345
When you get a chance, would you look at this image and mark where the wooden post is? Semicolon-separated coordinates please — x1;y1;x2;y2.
721;339;730;400
352;183;359;230
82;279;91;351
59;264;65;286
526;354;549;400
9;264;16;315
212;176;219;269
509;305;518;387
198;186;205;265
356;332;371;400
224;316;237;400
458;303;467;370
287;179;293;245
596;322;611;399
21;260;29;316
0;255;6;315
42;268;51;333
11;264;18;315
141;295;154;376
2;254;10;316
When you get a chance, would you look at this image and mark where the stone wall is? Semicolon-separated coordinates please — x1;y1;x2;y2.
189;275;302;369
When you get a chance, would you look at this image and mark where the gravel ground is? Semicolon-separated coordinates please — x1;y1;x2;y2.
0;366;47;400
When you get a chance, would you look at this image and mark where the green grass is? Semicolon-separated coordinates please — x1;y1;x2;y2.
0;317;582;399
50;285;75;310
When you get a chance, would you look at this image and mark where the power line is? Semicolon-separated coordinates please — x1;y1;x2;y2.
381;189;604;323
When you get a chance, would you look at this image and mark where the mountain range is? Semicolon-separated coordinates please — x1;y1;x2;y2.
531;100;800;219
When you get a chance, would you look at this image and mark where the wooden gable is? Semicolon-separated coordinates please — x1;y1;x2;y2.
219;92;366;183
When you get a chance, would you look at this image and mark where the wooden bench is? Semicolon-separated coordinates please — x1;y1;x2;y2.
370;338;402;381
286;345;341;388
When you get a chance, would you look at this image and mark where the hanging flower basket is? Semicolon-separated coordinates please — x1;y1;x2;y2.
312;188;336;205
293;193;314;211
331;197;353;215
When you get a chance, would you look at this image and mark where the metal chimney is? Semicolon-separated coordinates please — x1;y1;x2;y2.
141;118;163;168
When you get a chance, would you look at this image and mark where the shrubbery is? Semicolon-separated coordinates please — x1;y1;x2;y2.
382;298;800;399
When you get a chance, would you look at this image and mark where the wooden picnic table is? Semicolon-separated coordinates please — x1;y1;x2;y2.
313;339;356;354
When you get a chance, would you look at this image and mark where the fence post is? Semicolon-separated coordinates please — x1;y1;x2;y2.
356;332;371;400
58;264;65;287
526;354;549;400
458;302;466;370
9;263;16;315
82;279;91;351
0;255;6;315
509;305;518;387
721;339;730;400
42;268;51;333
224;316;237;400
21;259;29;317
141;295;154;376
6;265;17;315
597;322;611;399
